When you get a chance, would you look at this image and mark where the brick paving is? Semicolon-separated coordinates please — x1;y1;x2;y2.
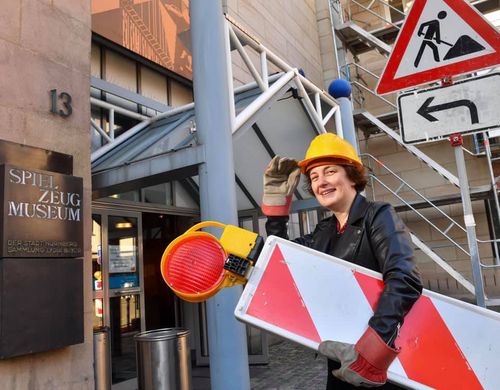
192;337;327;390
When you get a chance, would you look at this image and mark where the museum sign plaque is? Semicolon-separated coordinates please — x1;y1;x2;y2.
0;164;83;258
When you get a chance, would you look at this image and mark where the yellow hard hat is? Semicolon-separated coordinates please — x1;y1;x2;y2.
298;133;363;174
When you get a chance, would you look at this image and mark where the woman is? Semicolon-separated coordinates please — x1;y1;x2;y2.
261;133;423;389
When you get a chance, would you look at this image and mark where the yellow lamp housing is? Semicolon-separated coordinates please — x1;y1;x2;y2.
160;221;263;302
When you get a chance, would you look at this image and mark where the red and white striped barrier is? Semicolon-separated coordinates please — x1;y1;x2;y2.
235;236;500;390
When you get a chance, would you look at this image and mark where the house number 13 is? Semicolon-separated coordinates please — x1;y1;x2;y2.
50;89;73;117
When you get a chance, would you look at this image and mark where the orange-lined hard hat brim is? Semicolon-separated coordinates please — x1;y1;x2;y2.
298;133;363;174
298;156;362;174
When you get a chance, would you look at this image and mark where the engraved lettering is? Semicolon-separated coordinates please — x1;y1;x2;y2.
38;190;50;203
8;201;22;216
8;168;22;184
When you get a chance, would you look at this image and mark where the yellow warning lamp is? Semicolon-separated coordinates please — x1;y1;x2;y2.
160;221;263;302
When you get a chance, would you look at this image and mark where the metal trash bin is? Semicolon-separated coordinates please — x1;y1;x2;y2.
93;326;112;390
135;328;191;390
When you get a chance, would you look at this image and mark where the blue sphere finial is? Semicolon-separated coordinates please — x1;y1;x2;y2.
328;79;352;98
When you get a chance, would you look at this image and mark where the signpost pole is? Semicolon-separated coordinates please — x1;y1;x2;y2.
483;135;500;265
450;134;486;307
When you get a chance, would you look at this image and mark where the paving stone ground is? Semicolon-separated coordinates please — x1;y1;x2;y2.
192;337;327;390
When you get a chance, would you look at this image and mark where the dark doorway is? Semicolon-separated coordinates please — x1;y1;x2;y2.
142;212;196;330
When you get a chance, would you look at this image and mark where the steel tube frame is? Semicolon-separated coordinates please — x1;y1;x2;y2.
349;0;402;30
369;175;475;294
362;112;460;187
228;25;266;91
91;102;195;162
363;153;465;234
91;119;112;143
90;97;149;121
294;76;327;133
92;14;343;161
351;80;396;108
370;175;470;257
322;106;338;126
229;24;338;109
227;18;342;137
233;71;295;133
410;233;475;294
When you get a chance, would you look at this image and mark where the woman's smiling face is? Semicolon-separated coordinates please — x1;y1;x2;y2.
309;164;357;211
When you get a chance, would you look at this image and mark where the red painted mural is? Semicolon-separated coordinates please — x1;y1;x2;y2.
92;0;192;79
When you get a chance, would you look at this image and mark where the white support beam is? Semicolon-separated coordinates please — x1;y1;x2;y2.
294;77;326;133
314;92;323;119
260;51;269;89
228;24;267;91
91;102;195;163
322;106;337;126
91;119;112;143
334;105;343;138
90;97;149;121
229;22;338;110
109;109;115;140
233;70;295;134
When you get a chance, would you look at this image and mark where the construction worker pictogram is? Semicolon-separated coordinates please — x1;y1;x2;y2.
414;10;486;68
414;11;448;68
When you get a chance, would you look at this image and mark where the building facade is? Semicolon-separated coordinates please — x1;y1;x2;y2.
0;0;499;388
0;0;94;388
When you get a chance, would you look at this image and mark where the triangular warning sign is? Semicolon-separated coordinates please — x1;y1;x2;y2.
376;0;500;95
246;245;321;342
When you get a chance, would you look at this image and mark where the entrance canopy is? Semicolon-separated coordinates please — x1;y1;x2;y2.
92;74;339;212
92;17;342;212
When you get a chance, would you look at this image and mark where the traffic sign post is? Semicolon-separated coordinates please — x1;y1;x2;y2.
372;0;499;319
397;72;500;144
376;0;500;95
449;134;486;308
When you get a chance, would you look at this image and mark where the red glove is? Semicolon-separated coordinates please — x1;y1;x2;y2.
318;327;399;387
261;156;301;216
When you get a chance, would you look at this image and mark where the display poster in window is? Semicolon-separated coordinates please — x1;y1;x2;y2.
109;245;137;274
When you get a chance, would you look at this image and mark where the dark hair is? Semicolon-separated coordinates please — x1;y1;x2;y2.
303;164;368;195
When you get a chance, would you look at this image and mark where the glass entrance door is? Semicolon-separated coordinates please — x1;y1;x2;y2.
92;210;145;390
193;214;270;366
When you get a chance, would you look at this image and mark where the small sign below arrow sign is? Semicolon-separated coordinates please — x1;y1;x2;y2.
397;72;500;144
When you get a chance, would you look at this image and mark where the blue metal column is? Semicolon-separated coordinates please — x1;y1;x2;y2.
190;1;251;389
329;79;359;154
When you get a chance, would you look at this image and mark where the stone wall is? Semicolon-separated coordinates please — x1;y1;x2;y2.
0;0;93;388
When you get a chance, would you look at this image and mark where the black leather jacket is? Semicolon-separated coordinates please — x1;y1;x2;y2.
265;193;423;343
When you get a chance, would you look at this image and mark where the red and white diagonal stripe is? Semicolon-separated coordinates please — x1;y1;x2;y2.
236;237;500;390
